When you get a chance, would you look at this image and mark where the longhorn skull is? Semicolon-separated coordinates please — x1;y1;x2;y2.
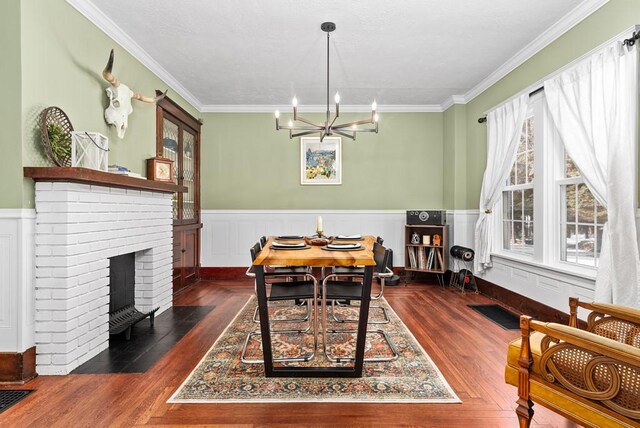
102;49;167;138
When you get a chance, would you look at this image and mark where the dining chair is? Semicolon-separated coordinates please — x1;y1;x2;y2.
320;243;399;363
241;242;318;364
247;242;311;325
332;240;393;324
260;235;310;278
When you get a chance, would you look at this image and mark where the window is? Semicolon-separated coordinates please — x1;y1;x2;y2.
502;117;534;255
558;156;607;267
496;94;607;271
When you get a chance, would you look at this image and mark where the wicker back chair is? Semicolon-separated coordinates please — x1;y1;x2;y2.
506;297;640;427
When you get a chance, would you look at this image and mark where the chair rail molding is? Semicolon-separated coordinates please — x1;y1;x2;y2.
0;209;36;353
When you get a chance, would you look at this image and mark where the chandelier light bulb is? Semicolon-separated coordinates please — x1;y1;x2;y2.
288;120;293;127
334;92;340;104
374;113;379;122
275;110;280;119
372;100;377;111
292;97;298;107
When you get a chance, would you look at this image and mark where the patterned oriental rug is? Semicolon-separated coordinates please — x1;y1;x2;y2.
169;296;460;403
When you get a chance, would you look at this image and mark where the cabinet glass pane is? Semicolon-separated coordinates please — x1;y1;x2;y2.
182;129;195;220
162;118;179;220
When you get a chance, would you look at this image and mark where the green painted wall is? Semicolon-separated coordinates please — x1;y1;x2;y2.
201;112;444;209
10;0;638;211
18;0;199;208
0;0;23;209
443;104;467;210
465;0;640;209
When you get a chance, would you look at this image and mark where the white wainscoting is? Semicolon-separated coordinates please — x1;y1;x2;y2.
201;210;407;267
446;210;479;267
479;255;595;315
445;209;596;313
200;209;597;314
0;209;36;353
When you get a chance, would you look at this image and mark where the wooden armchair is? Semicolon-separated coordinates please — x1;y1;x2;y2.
505;297;640;427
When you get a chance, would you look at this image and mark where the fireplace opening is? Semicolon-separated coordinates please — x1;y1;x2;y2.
109;253;158;340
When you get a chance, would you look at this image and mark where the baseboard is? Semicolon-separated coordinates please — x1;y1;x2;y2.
200;267;248;280
0;347;37;384
475;277;574;325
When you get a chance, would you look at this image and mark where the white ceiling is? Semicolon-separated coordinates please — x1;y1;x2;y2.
76;0;602;110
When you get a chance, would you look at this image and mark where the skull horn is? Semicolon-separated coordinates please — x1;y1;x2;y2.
132;89;168;104
102;49;120;87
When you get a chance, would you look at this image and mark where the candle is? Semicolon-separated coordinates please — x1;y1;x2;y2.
317;216;323;233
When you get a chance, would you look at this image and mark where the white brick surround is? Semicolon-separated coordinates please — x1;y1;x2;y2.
33;182;174;375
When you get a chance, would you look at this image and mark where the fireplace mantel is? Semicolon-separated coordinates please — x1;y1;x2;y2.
24;167;187;193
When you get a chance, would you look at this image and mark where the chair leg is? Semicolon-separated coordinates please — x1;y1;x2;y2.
323;328;399;363
516;399;533;428
252;298;311;324
331;300;390;324
241;297;317;365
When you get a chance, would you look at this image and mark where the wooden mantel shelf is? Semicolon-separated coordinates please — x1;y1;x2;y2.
24;167;187;194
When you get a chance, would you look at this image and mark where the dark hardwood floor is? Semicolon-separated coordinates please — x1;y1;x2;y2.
0;279;578;427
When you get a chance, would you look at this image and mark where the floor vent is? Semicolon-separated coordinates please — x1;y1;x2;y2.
468;304;520;330
0;390;33;414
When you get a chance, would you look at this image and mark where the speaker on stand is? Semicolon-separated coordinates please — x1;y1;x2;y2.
449;245;477;293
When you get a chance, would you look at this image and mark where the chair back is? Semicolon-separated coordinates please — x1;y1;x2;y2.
259;236;267;248
250;242;262;262
376;236;384;245
373;242;390;274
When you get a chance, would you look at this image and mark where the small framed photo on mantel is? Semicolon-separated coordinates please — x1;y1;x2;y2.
300;137;342;185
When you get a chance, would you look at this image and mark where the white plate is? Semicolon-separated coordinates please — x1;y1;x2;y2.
327;243;360;249
272;242;306;248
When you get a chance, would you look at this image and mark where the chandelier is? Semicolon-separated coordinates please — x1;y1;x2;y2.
275;22;379;141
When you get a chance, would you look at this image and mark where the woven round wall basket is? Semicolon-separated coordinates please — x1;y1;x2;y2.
40;106;74;167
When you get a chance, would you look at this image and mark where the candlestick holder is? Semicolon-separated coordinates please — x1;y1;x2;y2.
305;232;332;246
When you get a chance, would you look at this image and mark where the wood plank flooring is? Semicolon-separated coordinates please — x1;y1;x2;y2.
0;279;578;427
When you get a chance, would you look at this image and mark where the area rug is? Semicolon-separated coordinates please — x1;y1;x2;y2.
169;296;460;403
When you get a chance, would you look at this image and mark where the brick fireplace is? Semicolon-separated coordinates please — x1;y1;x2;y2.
27;168;183;375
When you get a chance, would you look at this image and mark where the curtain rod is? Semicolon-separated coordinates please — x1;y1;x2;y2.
477;86;544;123
623;31;640;46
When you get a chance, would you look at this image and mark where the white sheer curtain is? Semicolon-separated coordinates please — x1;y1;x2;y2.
474;94;529;273
545;41;639;307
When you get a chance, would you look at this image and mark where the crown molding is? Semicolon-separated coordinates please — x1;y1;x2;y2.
65;0;204;111
68;0;608;113
482;23;639;115
440;95;467;111
199;104;444;113
457;0;609;104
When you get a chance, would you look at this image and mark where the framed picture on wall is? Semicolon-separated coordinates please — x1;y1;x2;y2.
300;137;342;185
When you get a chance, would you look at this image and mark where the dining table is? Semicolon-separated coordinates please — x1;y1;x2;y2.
252;235;376;378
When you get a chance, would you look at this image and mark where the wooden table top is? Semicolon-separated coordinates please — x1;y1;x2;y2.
253;235;376;267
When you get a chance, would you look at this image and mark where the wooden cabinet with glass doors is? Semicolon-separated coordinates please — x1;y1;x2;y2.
156;92;202;294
